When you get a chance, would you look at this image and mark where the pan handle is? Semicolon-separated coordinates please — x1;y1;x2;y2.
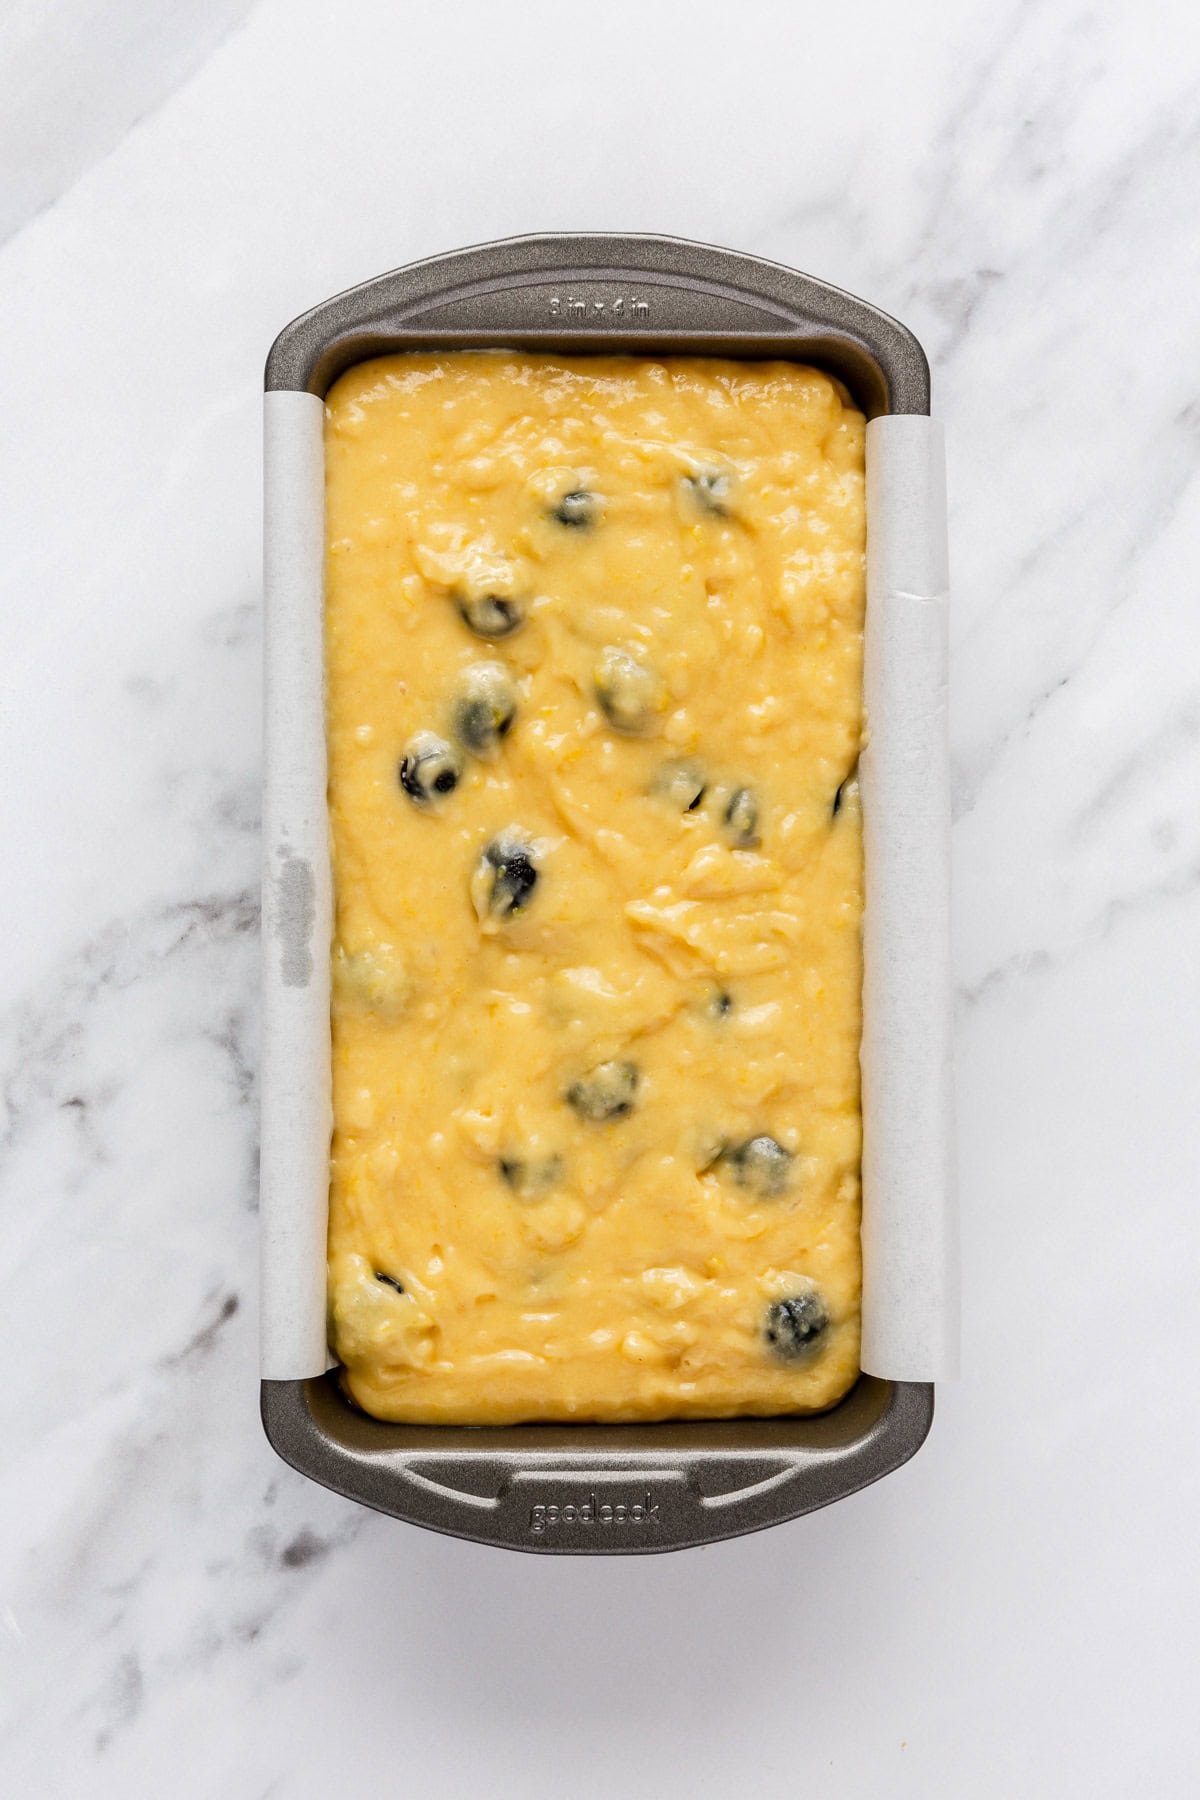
261;1376;934;1555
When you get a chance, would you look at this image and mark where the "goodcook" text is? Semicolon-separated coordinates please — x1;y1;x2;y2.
528;1492;661;1536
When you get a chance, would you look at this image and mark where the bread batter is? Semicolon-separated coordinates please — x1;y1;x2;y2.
324;351;866;1423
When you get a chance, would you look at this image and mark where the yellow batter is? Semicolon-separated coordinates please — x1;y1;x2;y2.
324;351;866;1424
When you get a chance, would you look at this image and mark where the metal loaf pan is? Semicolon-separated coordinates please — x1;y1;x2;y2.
261;233;935;1554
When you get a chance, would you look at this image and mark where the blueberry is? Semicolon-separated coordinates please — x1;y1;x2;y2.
456;592;525;639
398;732;463;807
707;987;734;1020
723;786;760;848
453;662;517;757
498;1153;562;1197
553;489;599;528
471;833;539;920
683;465;734;516
764;1285;829;1359
374;1271;405;1294
832;763;858;818
726;1135;793;1197
654;760;708;812
594;646;662;735
566;1060;640;1122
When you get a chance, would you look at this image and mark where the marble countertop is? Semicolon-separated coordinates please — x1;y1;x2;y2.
1;0;1196;1793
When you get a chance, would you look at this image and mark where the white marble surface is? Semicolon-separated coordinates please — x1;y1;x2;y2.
1;0;1197;1792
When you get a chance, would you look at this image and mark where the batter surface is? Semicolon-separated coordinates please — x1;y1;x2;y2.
324;351;866;1423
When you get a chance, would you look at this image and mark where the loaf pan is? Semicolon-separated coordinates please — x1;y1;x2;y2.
261;233;937;1554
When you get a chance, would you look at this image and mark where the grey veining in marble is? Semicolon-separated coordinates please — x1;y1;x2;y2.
1;0;1197;1794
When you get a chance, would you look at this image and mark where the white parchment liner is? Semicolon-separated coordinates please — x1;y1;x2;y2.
860;415;957;1380
261;392;333;1379
259;396;958;1384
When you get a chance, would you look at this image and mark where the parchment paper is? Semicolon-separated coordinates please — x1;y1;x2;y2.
859;414;958;1380
260;391;333;1380
258;398;959;1383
